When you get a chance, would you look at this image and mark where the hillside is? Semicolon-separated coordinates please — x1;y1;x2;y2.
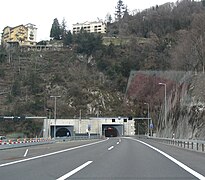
1;0;205;138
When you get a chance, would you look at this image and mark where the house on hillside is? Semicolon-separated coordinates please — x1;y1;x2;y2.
72;21;106;34
1;23;37;47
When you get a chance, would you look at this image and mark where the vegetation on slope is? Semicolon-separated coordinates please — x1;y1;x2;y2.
1;0;205;136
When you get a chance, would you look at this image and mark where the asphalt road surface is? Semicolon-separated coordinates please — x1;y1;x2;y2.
0;137;204;180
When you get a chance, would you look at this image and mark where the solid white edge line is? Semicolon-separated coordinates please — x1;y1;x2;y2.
56;161;93;180
108;146;114;151
129;138;205;180
23;149;29;157
0;139;108;168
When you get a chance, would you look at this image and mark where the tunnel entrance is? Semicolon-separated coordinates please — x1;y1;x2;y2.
51;126;74;138
56;127;70;137
105;127;118;137
102;124;123;137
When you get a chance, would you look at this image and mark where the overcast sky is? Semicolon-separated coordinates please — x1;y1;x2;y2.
1;0;177;41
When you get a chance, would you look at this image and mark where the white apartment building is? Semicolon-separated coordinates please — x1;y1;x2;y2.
1;23;37;46
72;21;106;34
25;23;37;45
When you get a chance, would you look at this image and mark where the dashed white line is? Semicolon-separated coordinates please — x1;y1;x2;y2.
23;149;29;157
0;139;107;168
117;139;121;145
56;161;93;180
108;146;114;151
130;138;205;180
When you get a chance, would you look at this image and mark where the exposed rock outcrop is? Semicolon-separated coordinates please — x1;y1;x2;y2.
126;71;205;140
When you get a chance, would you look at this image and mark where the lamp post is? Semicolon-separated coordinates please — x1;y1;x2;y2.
158;83;167;128
144;103;150;136
50;95;61;139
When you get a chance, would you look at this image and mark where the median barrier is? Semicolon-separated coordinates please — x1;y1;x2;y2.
0;138;54;150
55;135;101;142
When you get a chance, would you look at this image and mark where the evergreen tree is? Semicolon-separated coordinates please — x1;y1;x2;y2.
115;0;125;21
50;18;61;40
74;30;103;55
63;30;73;47
61;18;67;40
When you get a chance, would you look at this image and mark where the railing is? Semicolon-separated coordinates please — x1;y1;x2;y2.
147;136;205;152
0;135;102;150
55;135;101;142
0;138;54;150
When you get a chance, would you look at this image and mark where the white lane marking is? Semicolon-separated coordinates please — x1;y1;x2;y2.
56;161;93;180
130;138;205;180
108;146;114;151
0;139;108;168
117;139;121;145
23;149;29;157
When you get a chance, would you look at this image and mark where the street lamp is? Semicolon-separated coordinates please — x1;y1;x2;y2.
50;95;61;139
144;103;150;136
158;83;167;128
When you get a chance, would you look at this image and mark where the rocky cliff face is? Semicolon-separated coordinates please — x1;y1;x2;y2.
162;72;205;140
127;71;205;140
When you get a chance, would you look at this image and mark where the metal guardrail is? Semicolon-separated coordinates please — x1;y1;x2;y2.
147;136;205;152
0;140;54;150
55;135;101;142
0;135;101;150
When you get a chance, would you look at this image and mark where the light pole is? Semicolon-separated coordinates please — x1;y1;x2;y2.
158;83;167;128
144;103;150;136
79;109;81;133
46;108;52;138
50;95;61;139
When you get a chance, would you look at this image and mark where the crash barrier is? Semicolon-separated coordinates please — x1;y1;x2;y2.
0;138;51;145
0;135;101;147
146;136;205;153
0;138;54;150
55;134;101;142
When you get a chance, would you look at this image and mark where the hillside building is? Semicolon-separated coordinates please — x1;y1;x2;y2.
1;23;37;46
72;21;106;34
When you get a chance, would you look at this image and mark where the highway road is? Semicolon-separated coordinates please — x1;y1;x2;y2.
0;137;204;180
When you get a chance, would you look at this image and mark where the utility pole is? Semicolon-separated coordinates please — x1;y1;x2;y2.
50;95;61;139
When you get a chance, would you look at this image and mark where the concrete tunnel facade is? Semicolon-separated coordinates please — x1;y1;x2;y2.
43;117;135;138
